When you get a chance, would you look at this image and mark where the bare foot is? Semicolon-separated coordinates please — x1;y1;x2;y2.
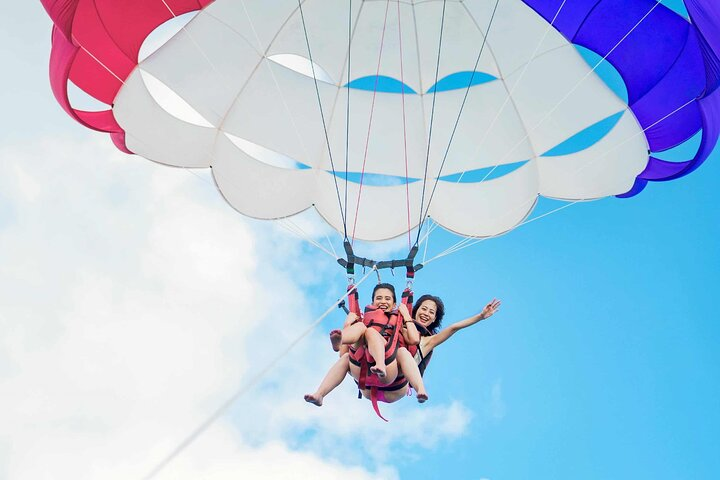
329;330;342;352
370;365;386;378
416;391;429;403
304;393;323;406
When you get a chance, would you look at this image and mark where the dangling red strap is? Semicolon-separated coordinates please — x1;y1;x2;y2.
347;284;361;316
370;387;389;422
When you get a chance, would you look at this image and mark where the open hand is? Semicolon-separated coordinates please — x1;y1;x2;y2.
480;299;501;320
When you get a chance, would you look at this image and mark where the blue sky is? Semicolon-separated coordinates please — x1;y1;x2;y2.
1;2;719;480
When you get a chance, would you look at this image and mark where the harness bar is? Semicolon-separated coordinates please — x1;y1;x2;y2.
338;240;423;278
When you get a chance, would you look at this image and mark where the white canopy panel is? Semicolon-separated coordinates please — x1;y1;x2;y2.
112;0;647;241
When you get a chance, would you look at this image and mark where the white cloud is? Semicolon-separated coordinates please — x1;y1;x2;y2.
0;135;470;480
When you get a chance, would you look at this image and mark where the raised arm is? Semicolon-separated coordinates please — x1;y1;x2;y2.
423;299;501;353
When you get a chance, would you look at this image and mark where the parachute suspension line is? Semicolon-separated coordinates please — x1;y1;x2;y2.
277;218;339;260
141;268;378;480
571;97;697;178
427;192;538;260
149;3;345;263
416;216;434;249
421;0;658;251
397;0;412;252
220;2;314;163
296;0;348;239
350;0;393;244
422;218;432;265
430;89;695;263
426;200;578;264
466;0;569;173
172;159;339;260
492;0;663;169
157;0;230;122
416;0;568;247
344;0;353;239
320;229;340;259
414;0;501;243
415;0;448;246
159;0;178;17
78;45;125;85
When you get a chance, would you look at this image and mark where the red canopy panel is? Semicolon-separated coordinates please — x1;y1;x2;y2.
41;0;214;152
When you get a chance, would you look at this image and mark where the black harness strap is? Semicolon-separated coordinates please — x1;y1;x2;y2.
338;241;422;278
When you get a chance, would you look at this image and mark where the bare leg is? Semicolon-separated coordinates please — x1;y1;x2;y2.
304;353;350;407
341;322;367;345
396;347;428;403
365;328;388;379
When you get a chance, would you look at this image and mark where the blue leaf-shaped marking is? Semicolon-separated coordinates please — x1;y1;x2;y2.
541;112;624;157
427;71;497;93
345;75;417;94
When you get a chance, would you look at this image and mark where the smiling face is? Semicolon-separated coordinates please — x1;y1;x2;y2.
415;299;438;328
372;288;396;313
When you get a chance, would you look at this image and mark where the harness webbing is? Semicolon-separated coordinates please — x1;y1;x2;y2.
349;286;414;421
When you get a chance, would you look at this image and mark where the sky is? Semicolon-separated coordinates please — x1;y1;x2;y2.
1;2;719;480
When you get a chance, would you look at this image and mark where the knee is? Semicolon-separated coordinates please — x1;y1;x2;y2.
365;327;380;339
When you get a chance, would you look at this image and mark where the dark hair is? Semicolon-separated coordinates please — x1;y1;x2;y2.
372;283;396;303
412;294;445;334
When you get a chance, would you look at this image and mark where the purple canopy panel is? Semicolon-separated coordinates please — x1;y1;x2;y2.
686;0;720;94
641;85;720;182
639;0;720;183
616;177;648;198
573;0;690;104
521;0;719;197
631;29;705;152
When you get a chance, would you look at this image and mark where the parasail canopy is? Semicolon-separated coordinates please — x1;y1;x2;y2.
41;0;720;243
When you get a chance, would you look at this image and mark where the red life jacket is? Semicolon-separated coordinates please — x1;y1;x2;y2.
347;286;413;421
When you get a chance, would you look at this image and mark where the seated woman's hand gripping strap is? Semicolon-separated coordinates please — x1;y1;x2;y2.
401;287;413;312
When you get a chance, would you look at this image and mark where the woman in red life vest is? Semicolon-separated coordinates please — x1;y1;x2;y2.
304;292;501;407
304;283;428;406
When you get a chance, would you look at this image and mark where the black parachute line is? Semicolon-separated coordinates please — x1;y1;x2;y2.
297;0;348;239
416;0;448;245
415;0;501;245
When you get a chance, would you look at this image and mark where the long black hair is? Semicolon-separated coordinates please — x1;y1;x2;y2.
412;294;445;334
